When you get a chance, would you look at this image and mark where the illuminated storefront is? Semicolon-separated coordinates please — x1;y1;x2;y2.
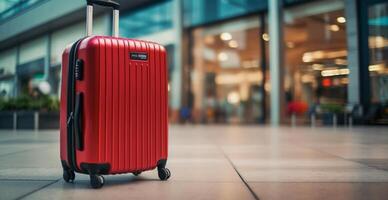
283;0;348;108
182;0;388;124
191;17;266;123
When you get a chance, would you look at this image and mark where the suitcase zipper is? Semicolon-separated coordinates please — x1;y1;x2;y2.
66;39;84;172
67;112;74;125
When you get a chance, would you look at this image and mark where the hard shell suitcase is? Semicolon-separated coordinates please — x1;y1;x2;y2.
60;0;170;189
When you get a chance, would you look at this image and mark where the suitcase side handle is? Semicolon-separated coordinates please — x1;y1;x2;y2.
86;0;120;37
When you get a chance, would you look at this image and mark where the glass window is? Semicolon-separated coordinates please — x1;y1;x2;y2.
191;17;265;124
0;0;43;21
49;15;109;96
0;79;14;98
283;0;348;113
183;0;266;27
16;58;45;96
19;36;47;65
0;48;17;98
0;48;17;75
120;1;173;38
18;36;48;96
50;15;109;65
368;2;388;104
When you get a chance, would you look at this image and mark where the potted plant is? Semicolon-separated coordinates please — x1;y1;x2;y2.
38;95;60;129
0;95;60;129
0;98;15;129
15;95;37;129
320;104;345;126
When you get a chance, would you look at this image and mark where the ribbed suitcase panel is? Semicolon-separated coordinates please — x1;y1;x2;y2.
105;39;113;165
95;38;166;173
98;38;106;162
123;40;129;171
118;39;125;171
128;40;136;172
161;46;167;158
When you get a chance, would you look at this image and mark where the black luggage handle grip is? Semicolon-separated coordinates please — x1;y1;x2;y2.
86;0;120;10
74;93;84;151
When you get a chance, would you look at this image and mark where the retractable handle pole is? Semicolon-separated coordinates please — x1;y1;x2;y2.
86;0;120;37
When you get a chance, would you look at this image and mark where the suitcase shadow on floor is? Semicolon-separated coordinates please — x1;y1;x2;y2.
60;174;164;189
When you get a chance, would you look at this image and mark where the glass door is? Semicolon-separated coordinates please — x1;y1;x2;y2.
368;2;388;104
359;0;388;124
190;16;266;124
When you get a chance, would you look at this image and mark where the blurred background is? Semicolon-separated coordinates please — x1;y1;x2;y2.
0;0;387;129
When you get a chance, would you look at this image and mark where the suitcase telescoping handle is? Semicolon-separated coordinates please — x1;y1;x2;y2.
86;0;120;37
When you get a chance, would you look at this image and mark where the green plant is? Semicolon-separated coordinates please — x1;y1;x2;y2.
0;95;59;111
320;104;344;114
0;98;7;110
0;97;17;110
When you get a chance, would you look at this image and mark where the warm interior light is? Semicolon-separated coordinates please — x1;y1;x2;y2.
227;91;240;104
264;82;270;92
337;17;346;23
312;64;324;71
217;52;228;61
303;50;347;63
262;33;269;41
329;24;340;32
242;60;259;68
341;77;349;84
228;40;239;48
286;42;295;48
215;72;263;85
369;63;385;72
321;68;349;77
204;36;215;45
369;36;387;48
334;59;347;65
303;51;324;62
220;32;232;41
301;74;315;83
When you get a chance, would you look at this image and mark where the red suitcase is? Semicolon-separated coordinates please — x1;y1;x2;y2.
60;0;170;188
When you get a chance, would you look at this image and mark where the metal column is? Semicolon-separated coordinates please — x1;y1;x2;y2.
268;0;285;126
345;0;361;105
170;0;183;111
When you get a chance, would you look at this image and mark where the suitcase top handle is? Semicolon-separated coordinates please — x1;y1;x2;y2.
86;0;120;10
85;0;120;37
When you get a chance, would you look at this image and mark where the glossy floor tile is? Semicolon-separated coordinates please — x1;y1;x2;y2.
249;182;388;200
0;126;387;199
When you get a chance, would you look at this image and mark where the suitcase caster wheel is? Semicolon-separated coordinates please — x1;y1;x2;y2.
90;175;104;189
63;170;75;183
158;168;171;181
133;171;142;176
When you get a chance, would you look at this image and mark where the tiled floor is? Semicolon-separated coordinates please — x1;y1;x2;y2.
0;126;388;200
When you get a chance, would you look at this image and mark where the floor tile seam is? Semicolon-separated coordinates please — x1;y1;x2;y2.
216;145;261;200
16;178;61;200
230;166;382;170
292;144;388;173
245;181;388;183
134;180;244;183
0;179;58;181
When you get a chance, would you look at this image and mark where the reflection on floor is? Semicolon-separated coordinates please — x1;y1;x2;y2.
1;126;388;200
